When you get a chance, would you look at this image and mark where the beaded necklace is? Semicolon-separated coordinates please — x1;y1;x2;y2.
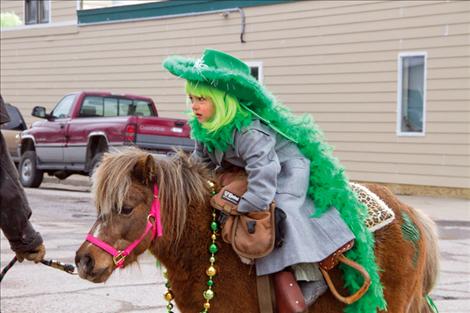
163;182;218;312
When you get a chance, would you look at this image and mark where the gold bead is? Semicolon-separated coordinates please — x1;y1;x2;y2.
206;266;216;277
211;234;217;240
164;291;174;301
204;302;211;309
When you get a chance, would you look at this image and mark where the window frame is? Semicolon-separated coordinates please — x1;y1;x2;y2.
396;51;427;137
246;61;264;84
24;0;52;25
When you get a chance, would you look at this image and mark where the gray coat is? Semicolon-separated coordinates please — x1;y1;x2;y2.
194;120;354;276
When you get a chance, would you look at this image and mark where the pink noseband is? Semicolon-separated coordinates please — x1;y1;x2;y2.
86;184;163;268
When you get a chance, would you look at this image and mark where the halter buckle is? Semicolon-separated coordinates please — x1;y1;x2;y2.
147;214;156;223
113;251;126;267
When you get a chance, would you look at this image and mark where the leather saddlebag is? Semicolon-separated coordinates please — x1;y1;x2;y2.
210;172;277;260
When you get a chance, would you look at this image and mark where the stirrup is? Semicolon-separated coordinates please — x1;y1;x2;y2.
319;254;371;305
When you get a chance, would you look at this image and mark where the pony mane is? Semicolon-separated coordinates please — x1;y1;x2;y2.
92;148;211;244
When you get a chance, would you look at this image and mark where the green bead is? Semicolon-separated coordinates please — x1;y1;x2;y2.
209;243;218;254
210;221;218;231
203;289;214;300
207;279;214;286
166;303;173;309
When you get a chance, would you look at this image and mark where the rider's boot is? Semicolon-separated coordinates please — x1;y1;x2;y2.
273;270;307;313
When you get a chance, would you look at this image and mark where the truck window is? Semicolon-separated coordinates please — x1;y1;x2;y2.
118;99;154;117
80;96;155;117
52;94;76;119
104;98;118;116
134;100;153;116
80;96;104;117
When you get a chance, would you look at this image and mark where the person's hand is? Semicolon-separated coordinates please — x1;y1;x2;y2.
15;244;46;263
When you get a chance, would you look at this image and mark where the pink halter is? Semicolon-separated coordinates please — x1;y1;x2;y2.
86;184;163;268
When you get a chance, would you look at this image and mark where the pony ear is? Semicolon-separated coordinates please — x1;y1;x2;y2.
133;154;156;185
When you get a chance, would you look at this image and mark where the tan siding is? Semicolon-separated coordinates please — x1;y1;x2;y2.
320;122;469;134
1;0;23;16
51;0;77;23
349;171;470;189
337;151;469;167
1;0;469;189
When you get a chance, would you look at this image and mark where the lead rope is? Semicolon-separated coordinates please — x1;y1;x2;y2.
0;256;77;283
0;257;18;282
162;182;218;312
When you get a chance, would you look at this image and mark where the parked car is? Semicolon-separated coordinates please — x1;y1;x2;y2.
19;91;194;187
0;102;27;163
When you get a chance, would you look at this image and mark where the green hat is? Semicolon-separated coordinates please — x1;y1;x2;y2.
163;49;274;109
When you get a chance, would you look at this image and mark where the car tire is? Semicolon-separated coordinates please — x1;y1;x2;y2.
89;153;104;177
19;151;44;188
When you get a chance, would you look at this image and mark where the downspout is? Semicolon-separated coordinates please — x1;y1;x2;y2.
222;8;246;43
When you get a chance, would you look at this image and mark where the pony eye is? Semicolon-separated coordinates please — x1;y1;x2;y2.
120;206;134;215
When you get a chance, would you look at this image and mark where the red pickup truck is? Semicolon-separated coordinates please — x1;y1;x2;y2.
19;91;194;187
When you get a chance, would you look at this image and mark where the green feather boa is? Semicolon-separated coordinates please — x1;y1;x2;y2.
189;111;252;153
191;102;387;313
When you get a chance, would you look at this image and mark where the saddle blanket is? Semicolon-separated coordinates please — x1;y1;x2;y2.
349;182;395;232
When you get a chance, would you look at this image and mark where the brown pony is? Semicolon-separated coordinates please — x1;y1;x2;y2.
75;148;439;313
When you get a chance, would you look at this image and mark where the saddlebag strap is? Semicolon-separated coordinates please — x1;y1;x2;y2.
319;241;371;305
256;275;275;313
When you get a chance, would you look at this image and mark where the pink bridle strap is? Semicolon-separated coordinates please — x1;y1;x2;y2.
86;183;163;268
153;184;163;237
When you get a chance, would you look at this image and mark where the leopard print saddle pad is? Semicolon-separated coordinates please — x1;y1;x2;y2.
350;182;395;232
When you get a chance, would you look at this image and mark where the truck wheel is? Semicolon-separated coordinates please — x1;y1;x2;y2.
89;153;104;177
19;151;44;188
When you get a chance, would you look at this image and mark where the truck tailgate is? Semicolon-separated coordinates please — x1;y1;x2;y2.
135;117;194;152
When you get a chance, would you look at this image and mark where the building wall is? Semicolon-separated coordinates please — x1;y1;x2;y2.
1;0;469;189
51;0;77;23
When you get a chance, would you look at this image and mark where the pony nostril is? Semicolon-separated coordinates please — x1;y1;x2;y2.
74;253;81;267
84;254;94;268
78;253;95;273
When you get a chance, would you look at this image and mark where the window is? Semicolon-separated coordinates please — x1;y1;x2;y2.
103;98;118;117
52;95;76;119
118;99;154;116
397;53;427;135
79;96;155;117
246;62;263;83
80;96;104;117
25;0;50;25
